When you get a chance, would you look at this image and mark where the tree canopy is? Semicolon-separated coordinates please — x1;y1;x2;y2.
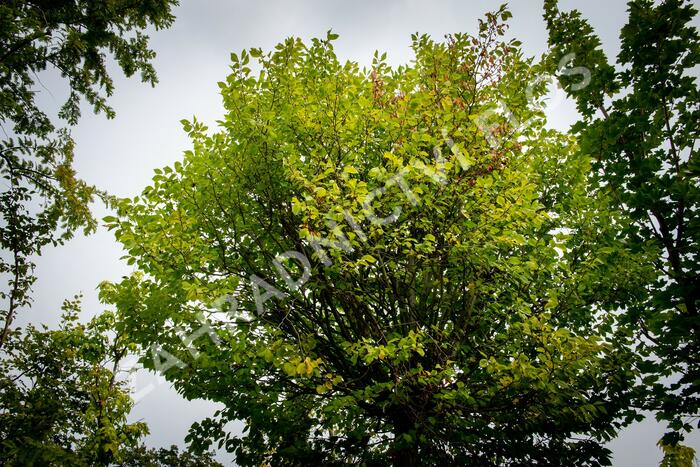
0;1;226;464
0;298;222;466
0;0;178;349
544;0;700;445
1;298;147;465
103;7;652;465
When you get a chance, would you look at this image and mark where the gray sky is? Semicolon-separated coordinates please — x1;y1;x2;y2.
16;0;700;465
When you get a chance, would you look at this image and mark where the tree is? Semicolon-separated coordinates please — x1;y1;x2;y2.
0;297;147;465
103;8;642;466
0;297;221;466
118;444;222;467
543;0;700;444
0;0;178;349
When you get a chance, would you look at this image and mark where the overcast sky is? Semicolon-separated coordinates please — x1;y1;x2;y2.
16;0;700;465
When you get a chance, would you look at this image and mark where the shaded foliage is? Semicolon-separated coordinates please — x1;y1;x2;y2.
118;444;222;467
0;298;146;465
544;0;700;445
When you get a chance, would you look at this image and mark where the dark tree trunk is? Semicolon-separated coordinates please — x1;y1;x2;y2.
391;443;419;467
391;411;419;467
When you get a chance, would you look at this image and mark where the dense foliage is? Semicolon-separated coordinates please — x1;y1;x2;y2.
103;8;652;465
0;298;221;466
544;0;700;445
0;298;146;465
118;444;222;467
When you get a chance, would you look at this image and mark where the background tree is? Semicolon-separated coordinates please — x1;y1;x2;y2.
0;1;230;464
543;0;700;445
104;9;643;465
0;297;147;465
0;0;178;349
118;444;222;467
0;297;221;466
